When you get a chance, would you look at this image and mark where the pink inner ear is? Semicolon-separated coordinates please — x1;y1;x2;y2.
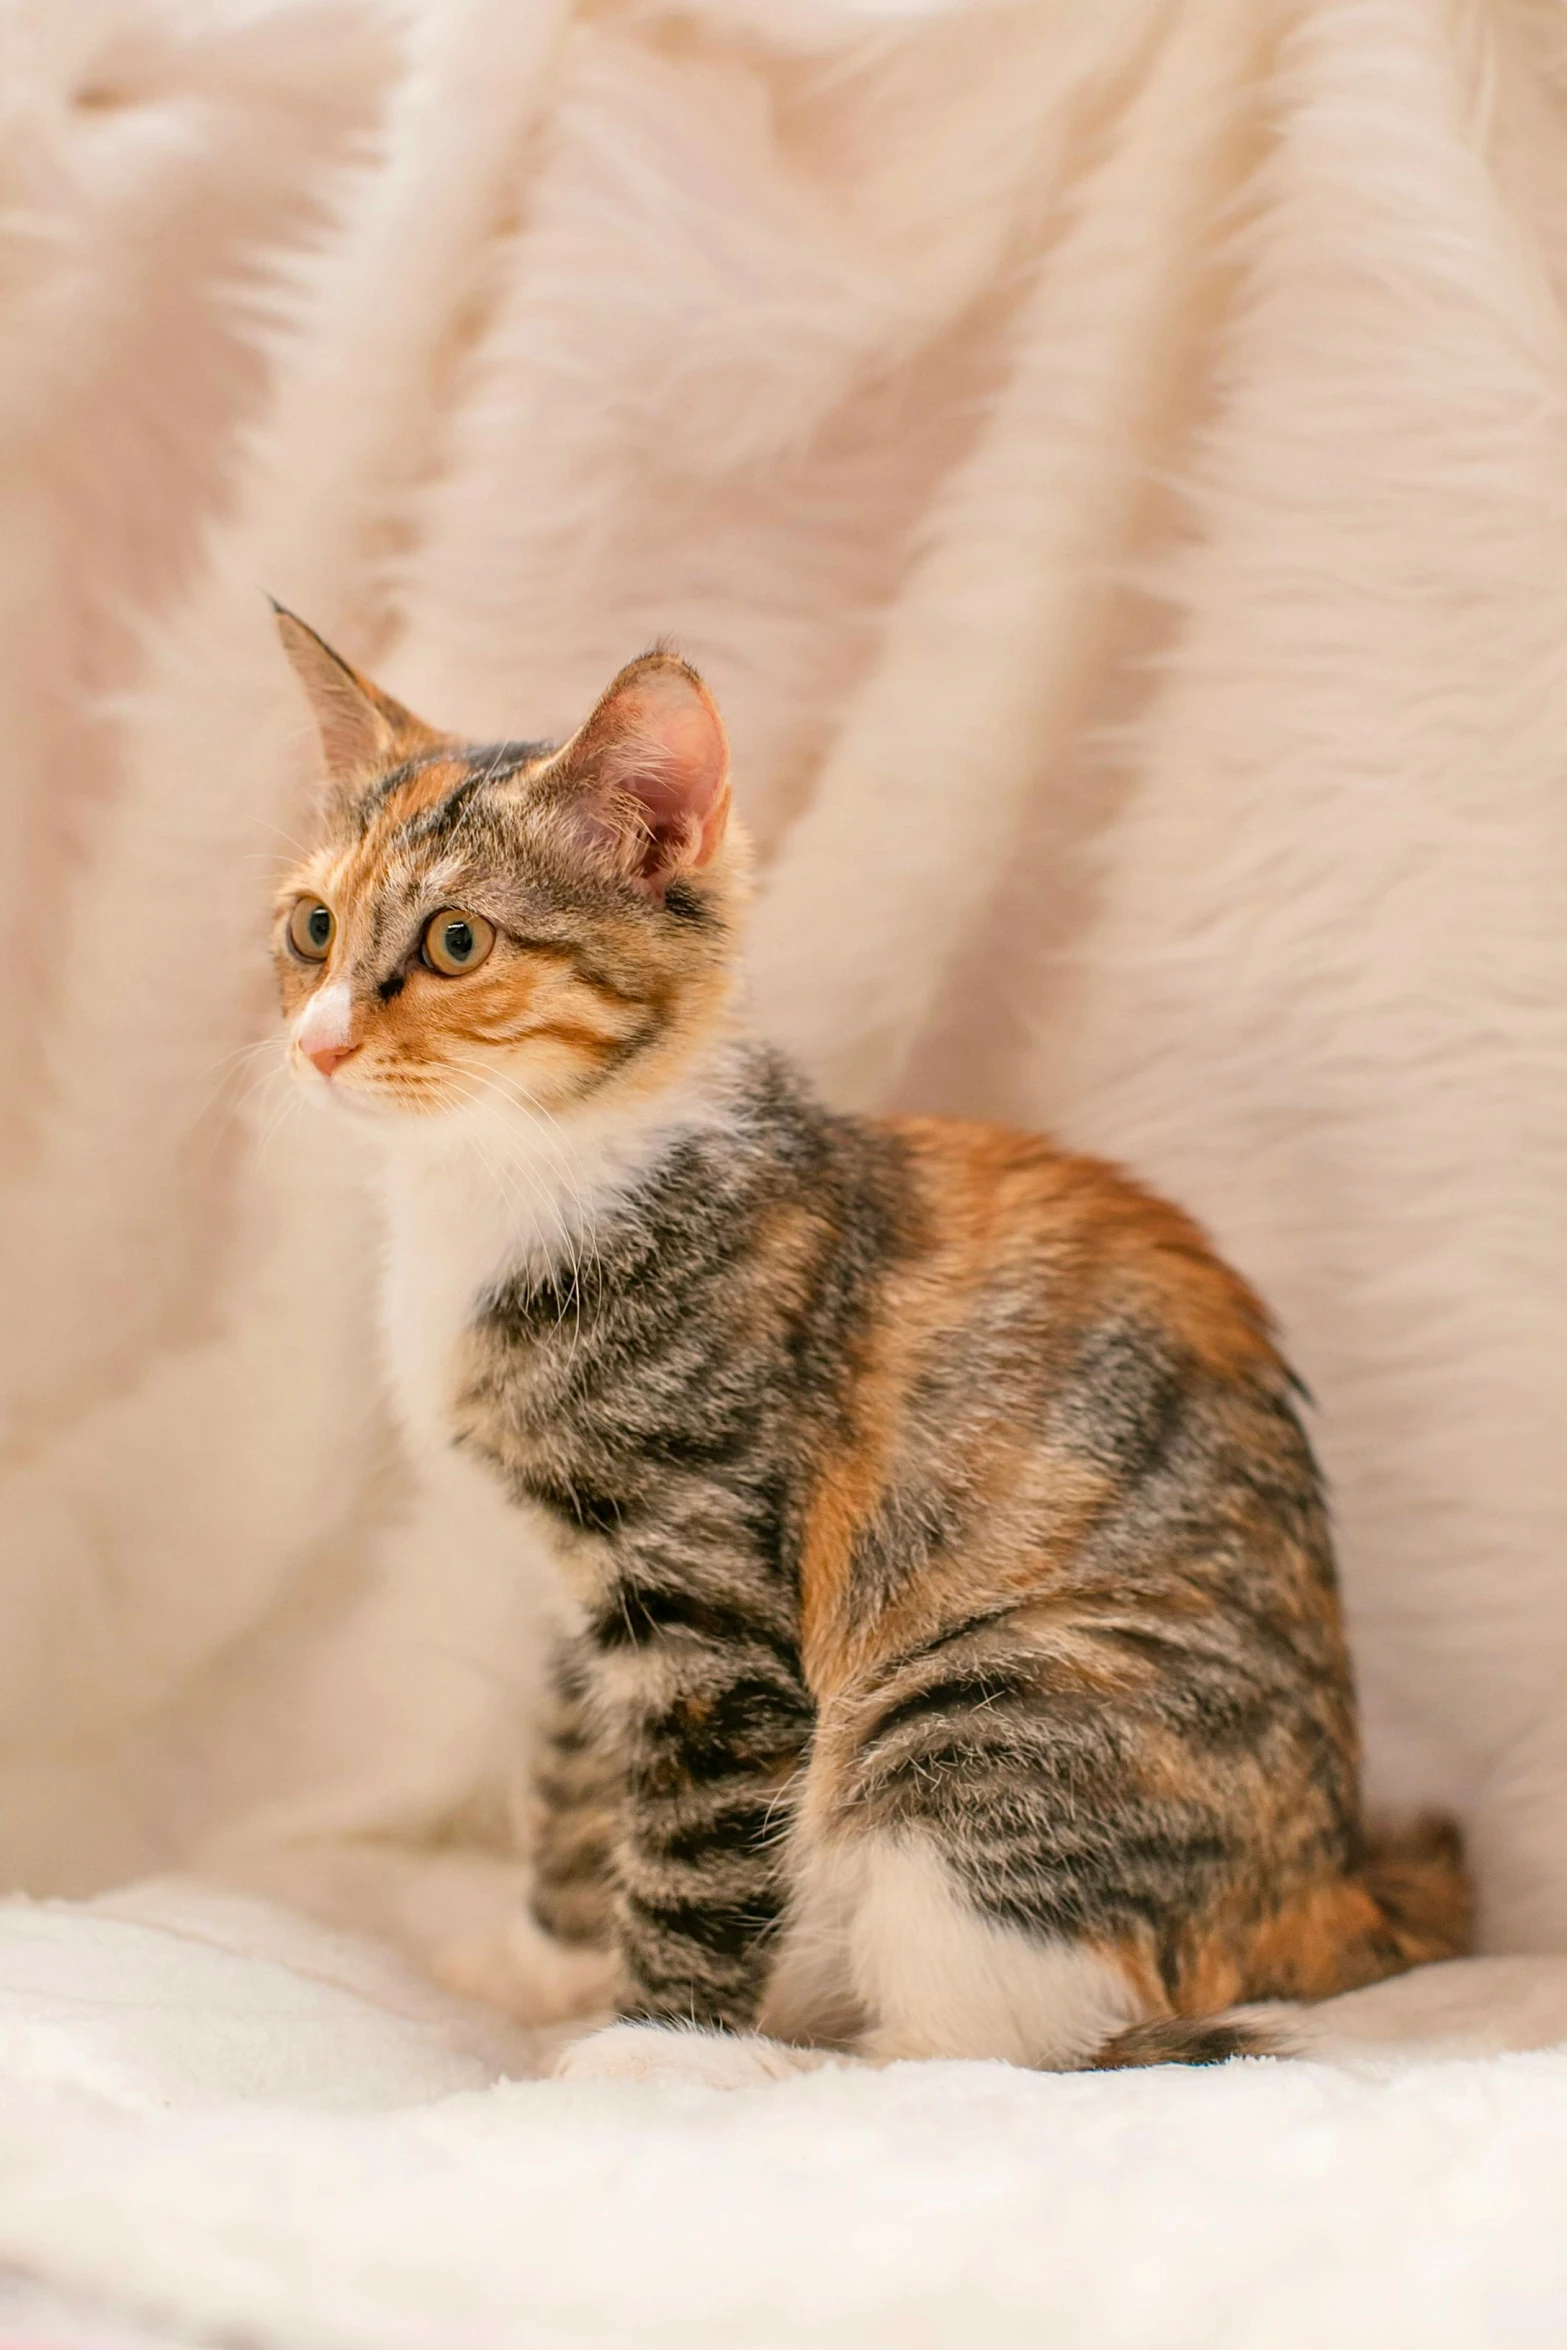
597;669;730;884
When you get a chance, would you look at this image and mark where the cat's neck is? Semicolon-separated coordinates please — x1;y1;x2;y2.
371;1033;753;1455
376;1034;749;1284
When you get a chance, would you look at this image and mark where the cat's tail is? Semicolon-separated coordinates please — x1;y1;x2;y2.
1091;1814;1473;2071
1356;1809;1473;1968
1093;2013;1290;2067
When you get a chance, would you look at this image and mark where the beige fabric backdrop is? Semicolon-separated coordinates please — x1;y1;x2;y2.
4;0;1567;1967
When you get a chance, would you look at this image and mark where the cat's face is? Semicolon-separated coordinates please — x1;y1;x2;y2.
271;617;744;1124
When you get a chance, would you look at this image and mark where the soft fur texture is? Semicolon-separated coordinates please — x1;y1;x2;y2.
1;1887;1566;2349
3;0;1567;2029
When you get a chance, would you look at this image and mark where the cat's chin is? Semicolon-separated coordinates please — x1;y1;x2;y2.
291;1071;455;1125
318;1075;585;1147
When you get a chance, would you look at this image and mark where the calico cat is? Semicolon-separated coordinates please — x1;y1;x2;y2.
271;611;1469;2080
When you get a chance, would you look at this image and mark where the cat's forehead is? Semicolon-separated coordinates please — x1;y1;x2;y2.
309;737;556;901
357;737;555;841
358;737;554;832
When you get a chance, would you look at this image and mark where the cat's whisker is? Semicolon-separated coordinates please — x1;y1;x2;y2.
244;1074;307;1172
167;1040;288;1153
172;1045;296;1171
192;1034;286;1093
228;1065;295;1136
249;816;326;859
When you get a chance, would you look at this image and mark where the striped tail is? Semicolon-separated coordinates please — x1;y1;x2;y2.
1091;1814;1472;2071
1093;2013;1294;2068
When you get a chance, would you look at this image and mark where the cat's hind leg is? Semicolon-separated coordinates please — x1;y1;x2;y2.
835;1834;1154;2069
551;1834;1283;2081
826;1835;1294;2068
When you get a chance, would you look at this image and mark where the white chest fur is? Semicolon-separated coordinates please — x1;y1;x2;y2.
371;1073;735;1464
376;1141;536;1462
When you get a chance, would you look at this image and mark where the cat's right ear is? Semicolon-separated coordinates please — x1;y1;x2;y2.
273;604;441;789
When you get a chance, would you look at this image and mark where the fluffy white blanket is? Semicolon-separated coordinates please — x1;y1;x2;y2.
1;1885;1565;2349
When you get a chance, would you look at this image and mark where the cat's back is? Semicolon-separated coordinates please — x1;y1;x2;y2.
873;1110;1282;1394
799;1108;1337;1701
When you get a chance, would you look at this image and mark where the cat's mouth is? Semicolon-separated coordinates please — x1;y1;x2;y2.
291;1046;454;1119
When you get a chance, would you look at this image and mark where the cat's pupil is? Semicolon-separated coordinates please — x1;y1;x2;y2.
307;905;331;948
443;919;474;963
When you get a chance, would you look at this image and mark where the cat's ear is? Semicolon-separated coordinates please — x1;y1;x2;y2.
273;605;440;784
548;651;731;894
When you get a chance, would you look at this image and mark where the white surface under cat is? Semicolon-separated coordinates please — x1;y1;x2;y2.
1;1882;1565;2350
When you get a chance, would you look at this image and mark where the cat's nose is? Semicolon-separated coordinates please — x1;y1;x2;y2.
294;979;359;1077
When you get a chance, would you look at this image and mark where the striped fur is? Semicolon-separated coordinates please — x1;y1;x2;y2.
272;625;1470;2067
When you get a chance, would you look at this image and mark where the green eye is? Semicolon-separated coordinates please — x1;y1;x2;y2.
288;898;334;961
423;909;495;976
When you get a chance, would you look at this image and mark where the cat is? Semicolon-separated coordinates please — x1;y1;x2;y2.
270;609;1470;2083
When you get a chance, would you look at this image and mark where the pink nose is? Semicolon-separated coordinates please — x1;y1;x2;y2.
306;1042;359;1079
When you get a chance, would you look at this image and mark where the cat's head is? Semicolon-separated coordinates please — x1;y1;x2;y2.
270;613;746;1125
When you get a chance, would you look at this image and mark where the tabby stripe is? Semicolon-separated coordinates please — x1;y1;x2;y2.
590;1580;800;1673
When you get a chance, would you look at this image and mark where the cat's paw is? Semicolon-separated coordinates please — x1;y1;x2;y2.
432;1912;620;2026
553;2021;840;2089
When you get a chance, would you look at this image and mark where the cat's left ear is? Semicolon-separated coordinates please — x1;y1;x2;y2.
548;651;731;895
273;604;441;787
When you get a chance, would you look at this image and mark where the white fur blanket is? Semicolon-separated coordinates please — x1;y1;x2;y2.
4;0;1567;2333
1;1885;1566;2349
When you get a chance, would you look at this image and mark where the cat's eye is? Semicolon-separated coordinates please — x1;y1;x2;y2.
422;908;495;977
288;898;335;962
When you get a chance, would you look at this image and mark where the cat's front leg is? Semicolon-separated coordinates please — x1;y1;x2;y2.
435;1906;622;2024
529;1632;623;1953
436;1634;625;2027
553;2020;840;2087
599;1598;814;2032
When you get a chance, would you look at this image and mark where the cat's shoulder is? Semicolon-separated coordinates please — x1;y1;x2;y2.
874;1112;1279;1380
